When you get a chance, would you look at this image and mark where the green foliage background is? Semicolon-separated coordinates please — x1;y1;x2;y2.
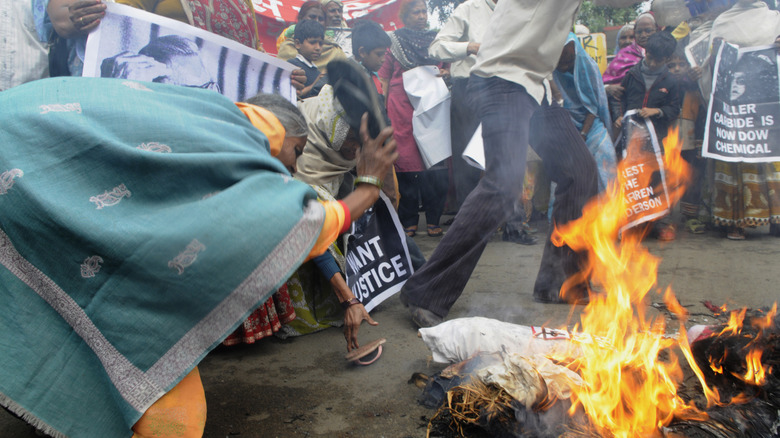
426;0;641;32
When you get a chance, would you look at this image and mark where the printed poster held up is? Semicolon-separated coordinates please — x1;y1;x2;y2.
615;111;672;231
703;42;780;162
345;193;414;312
83;3;297;103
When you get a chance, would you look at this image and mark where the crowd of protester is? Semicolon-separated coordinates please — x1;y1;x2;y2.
3;0;780;436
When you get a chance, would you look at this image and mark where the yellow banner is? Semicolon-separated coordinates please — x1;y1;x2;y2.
578;33;608;74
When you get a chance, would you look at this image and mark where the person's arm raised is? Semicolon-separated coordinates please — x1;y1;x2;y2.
340;113;398;219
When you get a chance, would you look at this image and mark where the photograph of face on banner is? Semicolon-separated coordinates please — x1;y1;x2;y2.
82;3;297;103
703;42;780;162
616;110;672;232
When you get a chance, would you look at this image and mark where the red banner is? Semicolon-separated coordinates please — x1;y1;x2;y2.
253;0;402;54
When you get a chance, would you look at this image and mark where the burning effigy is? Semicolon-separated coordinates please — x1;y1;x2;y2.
417;128;780;437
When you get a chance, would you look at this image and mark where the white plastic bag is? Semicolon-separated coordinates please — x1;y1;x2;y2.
418;317;576;363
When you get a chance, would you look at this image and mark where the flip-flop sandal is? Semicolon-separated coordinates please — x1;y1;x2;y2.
346;338;386;366
404;227;417;237
427;225;443;237
727;228;745;240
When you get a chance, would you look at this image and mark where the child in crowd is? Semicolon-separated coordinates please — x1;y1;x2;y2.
667;41;709;234
619;31;682;241
288;20;328;99
350;20;391;95
618;31;682;143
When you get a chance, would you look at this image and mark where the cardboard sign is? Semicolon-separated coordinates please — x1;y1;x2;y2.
616;111;672;231
345;192;413;312
578;33;608;74
703;43;780;163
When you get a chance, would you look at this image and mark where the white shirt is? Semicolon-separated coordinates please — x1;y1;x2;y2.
295;54;317;69
0;0;49;91
471;0;637;104
428;0;496;79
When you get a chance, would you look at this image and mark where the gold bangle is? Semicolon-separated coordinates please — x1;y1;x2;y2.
354;175;383;190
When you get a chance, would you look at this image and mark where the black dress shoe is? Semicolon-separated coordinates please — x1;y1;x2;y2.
409;305;443;328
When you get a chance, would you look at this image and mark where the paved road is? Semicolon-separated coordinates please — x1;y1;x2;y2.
3;215;779;437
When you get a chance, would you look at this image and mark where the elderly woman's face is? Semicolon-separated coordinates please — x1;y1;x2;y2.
324;2;343;27
634;18;656;48
278;136;307;174
619;28;634;49
403;1;428;31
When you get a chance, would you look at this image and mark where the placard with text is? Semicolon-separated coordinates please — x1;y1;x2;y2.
703;43;780;162
617;111;671;231
345;192;413;312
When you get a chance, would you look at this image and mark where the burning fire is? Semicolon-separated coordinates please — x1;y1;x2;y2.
547;127;776;436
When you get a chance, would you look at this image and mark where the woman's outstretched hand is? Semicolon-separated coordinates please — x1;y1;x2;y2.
344;303;378;352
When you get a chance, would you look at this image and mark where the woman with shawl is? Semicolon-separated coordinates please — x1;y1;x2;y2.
378;0;450;237
0;77;397;437
276;0;348;72
603;13;659;126
554;33;617;191
708;0;780;239
275;1;327;52
271;86;378;345
614;22;635;55
222;94;311;347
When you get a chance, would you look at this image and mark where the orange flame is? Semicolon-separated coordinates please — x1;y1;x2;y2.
735;348;769;386
752;303;778;332
709;352;726;375
719;308;746;337
547;127;727;435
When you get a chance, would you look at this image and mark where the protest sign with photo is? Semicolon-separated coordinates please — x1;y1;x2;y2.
702;42;780;162
345;193;413;312
616;111;672;231
83;3;296;103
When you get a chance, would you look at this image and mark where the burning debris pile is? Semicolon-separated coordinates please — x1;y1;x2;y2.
669;305;780;438
419;129;780;437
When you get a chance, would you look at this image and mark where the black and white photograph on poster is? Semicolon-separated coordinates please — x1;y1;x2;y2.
345;192;413;313
82;3;296;103
703;42;780;162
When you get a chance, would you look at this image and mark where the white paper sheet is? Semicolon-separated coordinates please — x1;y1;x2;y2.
402;65;452;168
461;123;485;170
